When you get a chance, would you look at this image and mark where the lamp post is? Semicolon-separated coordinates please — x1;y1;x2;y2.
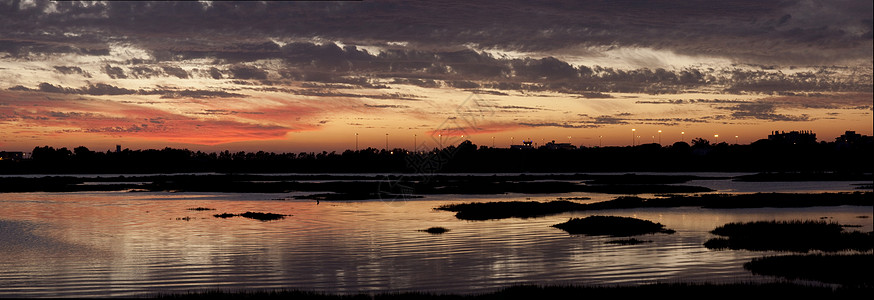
658;130;662;145
714;134;719;144
599;135;602;147
631;129;636;146
681;131;685;143
385;133;389;150
735;135;738;145
355;133;359;151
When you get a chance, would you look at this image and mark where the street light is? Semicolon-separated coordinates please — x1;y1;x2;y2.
631;129;636;146
735;135;739;144
599;135;603;147
714;134;719;144
681;131;685;143
355;133;359;151
658;130;662;145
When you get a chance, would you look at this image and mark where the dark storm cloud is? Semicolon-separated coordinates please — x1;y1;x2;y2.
102;64;127;79
0;39;110;58
719;102;811;122
162;66;189;79
53;66;91;77
1;0;870;102
9;83;247;99
228;65;268;80
129;66;161;79
149;89;247;99
3;1;868;66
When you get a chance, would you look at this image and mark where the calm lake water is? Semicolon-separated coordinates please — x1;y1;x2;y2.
0;174;871;298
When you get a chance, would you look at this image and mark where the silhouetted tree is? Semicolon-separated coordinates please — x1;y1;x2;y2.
691;138;711;148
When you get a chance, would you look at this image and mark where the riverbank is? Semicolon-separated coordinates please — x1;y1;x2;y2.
151;283;871;299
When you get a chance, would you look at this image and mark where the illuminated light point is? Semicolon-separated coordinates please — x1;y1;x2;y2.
714;134;719;144
658;130;662;145
631;129;636;146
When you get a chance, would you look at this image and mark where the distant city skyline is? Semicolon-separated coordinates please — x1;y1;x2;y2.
1;1;871;153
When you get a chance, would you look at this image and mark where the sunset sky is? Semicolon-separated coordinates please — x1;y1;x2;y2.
1;0;871;153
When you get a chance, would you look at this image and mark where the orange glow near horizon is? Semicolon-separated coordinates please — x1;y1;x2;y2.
1;87;871;153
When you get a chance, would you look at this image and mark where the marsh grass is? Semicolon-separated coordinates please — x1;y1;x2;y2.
420;227;449;234
212;212;288;221
437;192;872;220
551;216;675;237
704;220;873;252
744;254;873;286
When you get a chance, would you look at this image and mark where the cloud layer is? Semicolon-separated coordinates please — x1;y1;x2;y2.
0;1;871;150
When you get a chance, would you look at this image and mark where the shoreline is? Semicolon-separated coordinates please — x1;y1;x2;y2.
0;172;870;194
148;283;871;299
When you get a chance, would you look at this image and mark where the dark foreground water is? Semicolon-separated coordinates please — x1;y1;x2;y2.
0;174;871;298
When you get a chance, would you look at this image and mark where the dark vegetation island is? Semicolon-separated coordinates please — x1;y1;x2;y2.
0;130;871;174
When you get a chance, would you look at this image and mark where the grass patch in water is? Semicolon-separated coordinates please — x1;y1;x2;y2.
552;216;675;237
420;227;449;234
704;220;873;252
437;192;872;220
744;254;873;286
212;212;288;221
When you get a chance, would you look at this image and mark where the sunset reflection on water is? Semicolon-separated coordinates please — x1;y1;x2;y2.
1;180;871;297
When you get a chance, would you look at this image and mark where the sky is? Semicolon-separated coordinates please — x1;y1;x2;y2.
1;0;871;153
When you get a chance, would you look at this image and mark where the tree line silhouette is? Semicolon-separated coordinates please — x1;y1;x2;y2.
1;137;871;174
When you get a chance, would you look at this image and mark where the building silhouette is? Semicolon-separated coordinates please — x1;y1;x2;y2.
0;151;25;161
510;140;534;150
835;131;873;146
541;140;577;150
767;130;817;145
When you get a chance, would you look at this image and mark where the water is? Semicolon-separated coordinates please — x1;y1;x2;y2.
0;175;871;298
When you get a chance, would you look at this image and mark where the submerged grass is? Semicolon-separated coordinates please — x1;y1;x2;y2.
605;238;652;245
187;207;215;211
704;220;873;252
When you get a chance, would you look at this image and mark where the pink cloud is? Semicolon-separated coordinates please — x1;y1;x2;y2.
0;91;330;145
